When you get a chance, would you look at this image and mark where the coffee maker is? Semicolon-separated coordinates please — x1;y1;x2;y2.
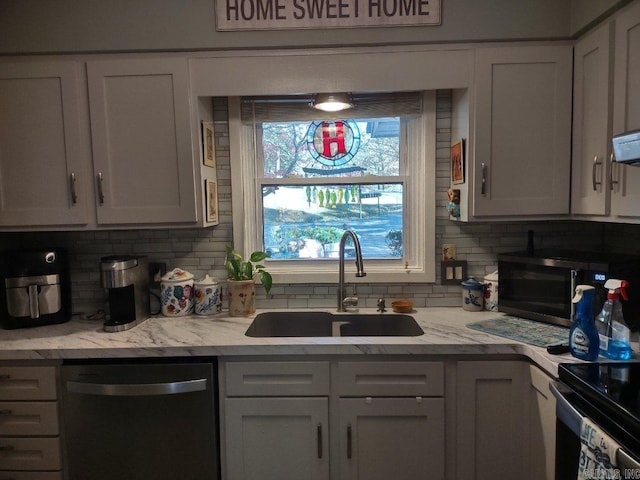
0;249;72;329
100;255;149;332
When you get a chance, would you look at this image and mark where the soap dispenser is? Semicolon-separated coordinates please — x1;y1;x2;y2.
569;285;599;361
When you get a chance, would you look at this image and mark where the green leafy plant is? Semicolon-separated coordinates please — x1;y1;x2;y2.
224;245;273;294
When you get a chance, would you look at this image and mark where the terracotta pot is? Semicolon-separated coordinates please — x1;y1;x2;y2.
227;279;256;316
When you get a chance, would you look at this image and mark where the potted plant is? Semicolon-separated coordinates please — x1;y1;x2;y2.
224;245;272;316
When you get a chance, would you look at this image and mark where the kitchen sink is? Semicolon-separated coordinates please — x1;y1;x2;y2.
245;311;424;337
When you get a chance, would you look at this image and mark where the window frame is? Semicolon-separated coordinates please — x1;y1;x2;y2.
229;91;436;284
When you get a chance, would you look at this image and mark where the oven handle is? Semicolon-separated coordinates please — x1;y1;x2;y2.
66;378;208;396
550;381;640;471
549;381;582;435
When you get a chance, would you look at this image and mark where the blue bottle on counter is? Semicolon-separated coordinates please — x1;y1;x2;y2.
569;285;600;361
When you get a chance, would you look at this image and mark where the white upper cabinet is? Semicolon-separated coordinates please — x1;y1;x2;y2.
87;57;197;225
572;22;613;217
0;61;90;227
471;45;573;218
611;1;640;219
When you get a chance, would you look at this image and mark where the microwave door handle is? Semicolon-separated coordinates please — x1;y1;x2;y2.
549;381;582;436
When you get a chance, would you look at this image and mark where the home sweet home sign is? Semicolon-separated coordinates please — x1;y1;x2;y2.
215;0;441;30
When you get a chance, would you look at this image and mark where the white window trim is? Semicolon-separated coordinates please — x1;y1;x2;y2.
229;91;436;284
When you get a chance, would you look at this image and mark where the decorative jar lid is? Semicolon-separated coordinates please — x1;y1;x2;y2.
195;274;218;286
484;270;499;282
161;268;194;282
461;277;485;290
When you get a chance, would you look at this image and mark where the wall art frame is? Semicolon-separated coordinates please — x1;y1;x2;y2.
205;179;218;223
451;139;464;185
202;121;216;168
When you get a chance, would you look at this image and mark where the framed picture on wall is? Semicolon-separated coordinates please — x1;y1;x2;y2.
202;121;216;168
205;179;218;223
451;139;464;184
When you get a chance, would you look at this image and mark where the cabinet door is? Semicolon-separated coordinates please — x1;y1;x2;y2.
456;361;529;480
572;23;613;216
473;46;572;216
527;365;556;480
338;397;444;480
0;61;89;227
224;397;329;480
87;58;196;225
611;1;640;218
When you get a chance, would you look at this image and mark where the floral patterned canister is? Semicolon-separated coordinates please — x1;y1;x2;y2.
194;275;222;315
160;268;195;316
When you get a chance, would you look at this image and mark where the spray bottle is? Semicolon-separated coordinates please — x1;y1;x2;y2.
569;285;600;361
596;279;633;360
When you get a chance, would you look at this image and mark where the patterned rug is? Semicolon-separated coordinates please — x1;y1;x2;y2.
467;316;570;347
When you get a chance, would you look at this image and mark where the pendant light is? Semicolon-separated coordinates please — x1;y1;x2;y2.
310;93;354;112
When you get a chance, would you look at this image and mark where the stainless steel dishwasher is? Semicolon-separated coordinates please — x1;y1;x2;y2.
61;360;219;480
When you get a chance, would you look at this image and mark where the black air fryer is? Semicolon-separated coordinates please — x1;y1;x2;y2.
0;249;72;329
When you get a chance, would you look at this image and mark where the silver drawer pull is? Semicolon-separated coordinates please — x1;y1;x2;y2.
0;409;13;415
0;444;15;452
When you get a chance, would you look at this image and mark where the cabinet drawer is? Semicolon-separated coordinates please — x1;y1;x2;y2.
0;402;59;436
0;367;57;401
225;361;330;396
0;472;63;480
335;361;444;397
0;437;61;471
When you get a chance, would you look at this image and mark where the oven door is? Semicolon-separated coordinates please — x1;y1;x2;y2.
550;381;640;480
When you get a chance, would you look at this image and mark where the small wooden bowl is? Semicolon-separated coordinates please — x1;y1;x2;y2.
391;300;414;313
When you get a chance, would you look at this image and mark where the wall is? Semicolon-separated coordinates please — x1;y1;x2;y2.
0;0;575;54
3;91;619;317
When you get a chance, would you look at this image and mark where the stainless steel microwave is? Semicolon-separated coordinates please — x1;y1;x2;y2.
497;250;640;329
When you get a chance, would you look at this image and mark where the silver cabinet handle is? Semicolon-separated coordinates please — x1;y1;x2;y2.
346;423;352;459
317;423;322;459
610;152;619;191
0;444;15;452
70;172;78;204
592;155;602;191
97;172;105;204
66;378;207;396
0;409;12;415
481;163;487;195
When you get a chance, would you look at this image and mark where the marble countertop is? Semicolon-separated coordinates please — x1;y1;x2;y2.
0;307;579;377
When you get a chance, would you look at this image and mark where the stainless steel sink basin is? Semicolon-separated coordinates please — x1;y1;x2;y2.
245;311;424;337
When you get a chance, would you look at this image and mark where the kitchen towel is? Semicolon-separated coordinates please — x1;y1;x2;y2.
578;416;620;480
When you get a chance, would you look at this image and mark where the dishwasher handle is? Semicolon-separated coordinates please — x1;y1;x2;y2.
66;378;208;396
549;381;640;471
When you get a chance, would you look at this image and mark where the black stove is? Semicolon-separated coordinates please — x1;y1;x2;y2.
558;362;640;456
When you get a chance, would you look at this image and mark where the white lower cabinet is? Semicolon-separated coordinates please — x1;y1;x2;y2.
225;397;329;480
338;397;444;480
0;365;63;479
221;358;554;480
455;361;556;480
221;359;445;480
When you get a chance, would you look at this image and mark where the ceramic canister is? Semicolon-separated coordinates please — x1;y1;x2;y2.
483;270;499;312
194;274;222;315
461;278;485;312
160;268;195;316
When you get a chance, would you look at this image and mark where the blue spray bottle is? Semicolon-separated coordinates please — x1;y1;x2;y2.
569;285;600;361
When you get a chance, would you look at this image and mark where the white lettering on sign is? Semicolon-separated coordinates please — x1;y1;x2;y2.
216;0;441;30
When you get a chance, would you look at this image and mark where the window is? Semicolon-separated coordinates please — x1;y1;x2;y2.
229;91;436;284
